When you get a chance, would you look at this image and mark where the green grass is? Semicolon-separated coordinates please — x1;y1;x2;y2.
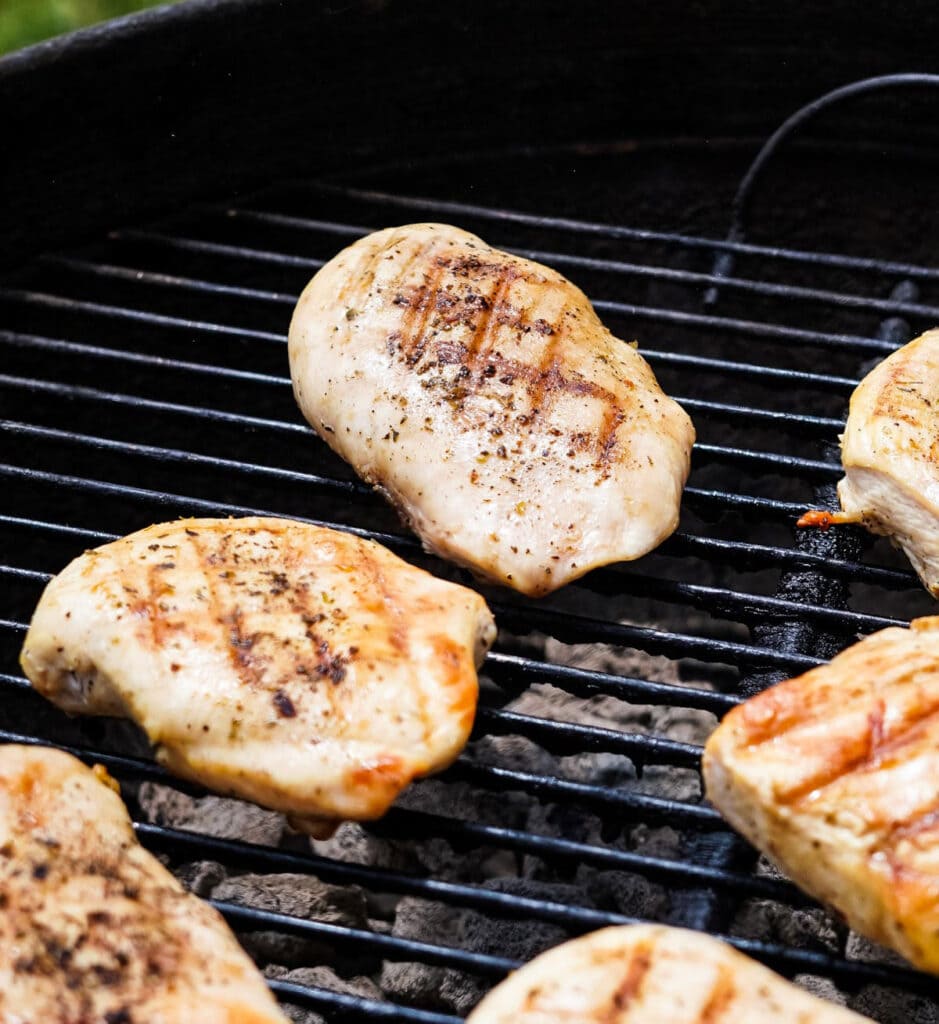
0;0;180;56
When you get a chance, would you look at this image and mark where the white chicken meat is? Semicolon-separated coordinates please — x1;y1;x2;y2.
20;517;496;836
288;223;695;597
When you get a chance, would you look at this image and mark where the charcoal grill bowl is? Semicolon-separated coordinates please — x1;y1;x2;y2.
5;3;939;1022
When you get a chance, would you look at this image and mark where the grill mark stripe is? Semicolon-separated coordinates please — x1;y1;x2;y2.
186;527;268;694
358;542;429;743
739;643;935;748
357;233;388;296
782;697;939;806
865;804;939;885
699;965;736;1023
527;331;562;423
597;405;626;472
397;244;447;367
143;562;166;653
601;943;653;1022
382;237;632;458
469;261;514;362
388;228;434;308
337;233;385;307
283;532;344;733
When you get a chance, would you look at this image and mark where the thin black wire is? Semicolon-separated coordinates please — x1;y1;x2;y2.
0;287;285;343
0;458;916;588
730;74;939;235
2;304;864;396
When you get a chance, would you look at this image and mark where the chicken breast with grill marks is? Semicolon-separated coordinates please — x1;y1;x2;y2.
0;744;288;1024
704;615;939;973
801;328;939;595
20;517;495;836
465;924;870;1023
288;223;695;597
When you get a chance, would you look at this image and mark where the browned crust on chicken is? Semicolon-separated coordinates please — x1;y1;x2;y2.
0;744;288;1024
465;924;870;1022
704;615;939;973
20;517;496;833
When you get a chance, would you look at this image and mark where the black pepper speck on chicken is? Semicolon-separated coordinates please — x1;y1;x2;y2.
288;224;695;597
0;744;289;1024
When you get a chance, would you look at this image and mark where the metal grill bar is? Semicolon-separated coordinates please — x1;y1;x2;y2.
219;206;939;323
0;448;836;529
2;311;865;398
0;598;819;684
0;288;285;343
0;459;860;669
441;760;720;824
0;392;836;511
0;330;846;435
0;723;935;997
372;808;806;903
303;182;939;281
472;708;702;766
0;689;716;828
55;233;902;354
266;982;461;1024
40;254;297;304
0;471;916;590
1;425;903;631
213;901;518;976
0;333;288;387
0;399;840;488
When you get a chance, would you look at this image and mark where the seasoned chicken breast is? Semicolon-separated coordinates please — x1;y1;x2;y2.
801;328;939;595
20;517;495;835
704;615;939;973
288;223;695;597
466;924;870;1023
0;744;288;1024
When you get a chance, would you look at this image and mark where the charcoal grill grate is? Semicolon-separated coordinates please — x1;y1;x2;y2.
3;84;939;1019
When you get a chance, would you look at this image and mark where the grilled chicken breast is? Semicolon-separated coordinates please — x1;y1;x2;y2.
288;223;695;597
704;615;939;973
802;328;939;595
0;744;288;1024
465;924;870;1023
20;517;495;835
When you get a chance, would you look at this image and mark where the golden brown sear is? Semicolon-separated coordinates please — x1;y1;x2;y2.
288;223;695;596
20;517;495;835
704;615;939;973
0;744;289;1024
803;328;939;596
